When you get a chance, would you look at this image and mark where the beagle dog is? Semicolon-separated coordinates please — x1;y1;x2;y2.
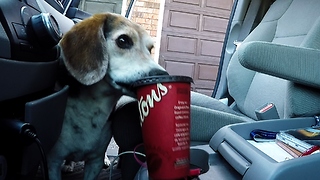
47;13;168;180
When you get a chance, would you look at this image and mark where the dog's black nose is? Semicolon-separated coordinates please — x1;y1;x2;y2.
148;69;169;76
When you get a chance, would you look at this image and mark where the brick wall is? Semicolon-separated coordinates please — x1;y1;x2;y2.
125;0;161;57
129;0;161;38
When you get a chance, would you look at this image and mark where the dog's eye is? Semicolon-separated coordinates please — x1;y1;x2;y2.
116;35;133;49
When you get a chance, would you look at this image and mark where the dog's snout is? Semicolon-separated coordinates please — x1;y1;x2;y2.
148;69;169;76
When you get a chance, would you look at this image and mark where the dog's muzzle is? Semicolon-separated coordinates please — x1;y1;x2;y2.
148;69;169;76
106;69;168;97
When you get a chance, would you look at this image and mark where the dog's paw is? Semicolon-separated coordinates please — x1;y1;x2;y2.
61;161;85;173
104;154;111;166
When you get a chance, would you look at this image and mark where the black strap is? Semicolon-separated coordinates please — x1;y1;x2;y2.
238;0;262;41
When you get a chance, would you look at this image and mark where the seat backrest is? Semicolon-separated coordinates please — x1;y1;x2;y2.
227;0;320;119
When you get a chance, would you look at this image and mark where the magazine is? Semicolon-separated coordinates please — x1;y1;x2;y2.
281;126;320;146
276;128;320;157
275;139;302;158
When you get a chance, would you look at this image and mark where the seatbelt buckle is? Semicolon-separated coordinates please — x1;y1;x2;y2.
255;103;280;120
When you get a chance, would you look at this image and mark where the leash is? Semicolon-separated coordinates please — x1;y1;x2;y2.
250;129;278;142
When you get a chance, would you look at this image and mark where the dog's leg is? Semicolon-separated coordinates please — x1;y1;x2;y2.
47;158;63;180
47;140;68;180
83;157;105;180
84;130;113;180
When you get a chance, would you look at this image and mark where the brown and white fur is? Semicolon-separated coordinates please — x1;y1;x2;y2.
47;13;168;180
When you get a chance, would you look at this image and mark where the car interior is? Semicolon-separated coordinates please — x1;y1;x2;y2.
1;0;320;179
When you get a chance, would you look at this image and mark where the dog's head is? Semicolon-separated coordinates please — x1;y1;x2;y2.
59;13;167;92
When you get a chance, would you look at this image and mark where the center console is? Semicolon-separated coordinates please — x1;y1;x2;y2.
204;117;320;180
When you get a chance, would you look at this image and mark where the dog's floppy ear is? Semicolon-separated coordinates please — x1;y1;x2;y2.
60;14;113;85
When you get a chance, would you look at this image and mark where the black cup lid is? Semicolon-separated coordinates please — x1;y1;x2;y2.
133;75;193;87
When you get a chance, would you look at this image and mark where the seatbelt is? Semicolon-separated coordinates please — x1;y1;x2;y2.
237;0;262;41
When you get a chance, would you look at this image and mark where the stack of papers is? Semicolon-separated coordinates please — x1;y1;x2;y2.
247;140;294;162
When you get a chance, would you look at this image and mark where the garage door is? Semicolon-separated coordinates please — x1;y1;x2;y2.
159;0;233;96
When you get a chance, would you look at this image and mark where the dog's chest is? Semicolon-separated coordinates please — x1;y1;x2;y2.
60;83;121;159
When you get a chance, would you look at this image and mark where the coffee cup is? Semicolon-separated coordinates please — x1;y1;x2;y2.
133;75;193;179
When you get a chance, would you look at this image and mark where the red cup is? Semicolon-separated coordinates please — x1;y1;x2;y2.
133;75;193;180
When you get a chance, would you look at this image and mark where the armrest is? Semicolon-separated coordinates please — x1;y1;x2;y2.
237;41;320;89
